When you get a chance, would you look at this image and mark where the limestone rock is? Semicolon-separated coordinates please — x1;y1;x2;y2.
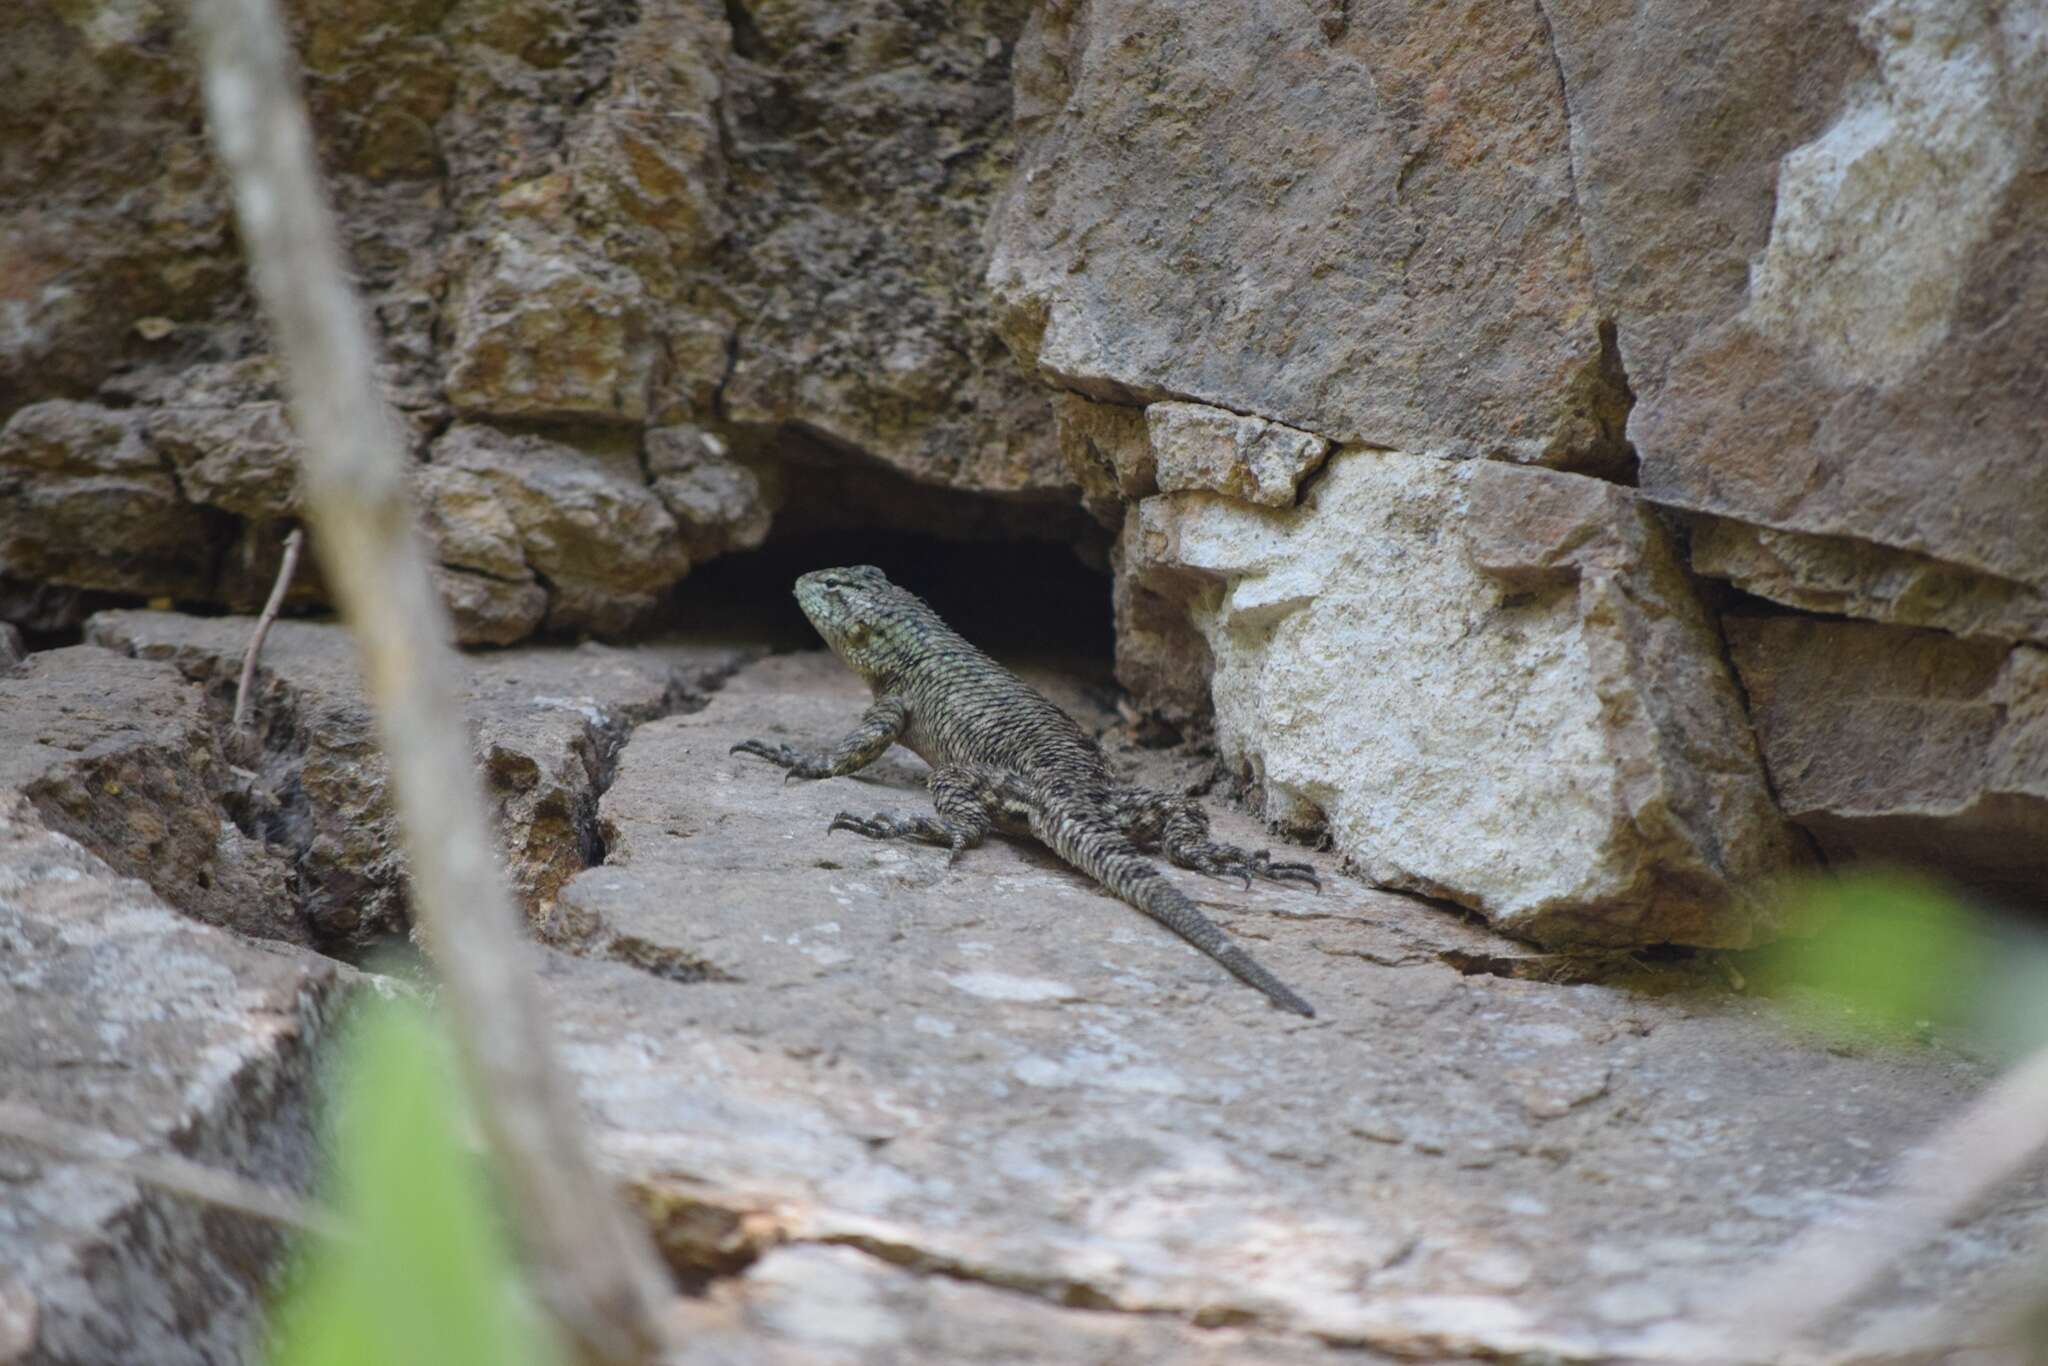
0;623;22;669
646;426;777;563
1692;516;2048;647
0;401;227;603
0;793;356;1366
1727;616;2048;904
988;0;1624;469
444;229;659;425
1145;401;1330;507
1054;394;1152;526
1125;450;1804;947
83;611;741;951
1545;0;2048;632
145;401;299;521
532;648;2018;1360
431;423;689;638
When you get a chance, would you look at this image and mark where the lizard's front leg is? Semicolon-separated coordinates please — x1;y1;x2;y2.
1123;788;1321;890
732;698;907;781
829;764;1025;864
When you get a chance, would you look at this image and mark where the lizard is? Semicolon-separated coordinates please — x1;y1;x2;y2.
730;564;1320;1017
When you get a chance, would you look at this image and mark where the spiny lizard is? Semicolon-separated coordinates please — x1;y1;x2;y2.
731;565;1319;1017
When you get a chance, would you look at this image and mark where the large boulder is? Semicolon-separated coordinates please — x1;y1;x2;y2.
1124;450;1805;948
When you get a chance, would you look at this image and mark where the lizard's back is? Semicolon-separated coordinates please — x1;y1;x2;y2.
887;621;1110;785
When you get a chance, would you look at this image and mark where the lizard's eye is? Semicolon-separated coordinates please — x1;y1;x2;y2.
821;575;842;590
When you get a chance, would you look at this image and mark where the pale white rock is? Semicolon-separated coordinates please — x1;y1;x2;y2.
1144;401;1330;507
1124;449;1806;947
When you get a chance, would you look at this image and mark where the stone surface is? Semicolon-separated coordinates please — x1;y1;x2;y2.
1727;616;2048;905
0;647;301;944
0;623;22;670
1546;0;2048;633
1055;395;1153;527
535;646;2033;1361
988;0;1627;470
645;426;778;564
1123;450;1804;948
82;610;749;954
0;793;357;1366
1145;402;1330;508
429;423;690;638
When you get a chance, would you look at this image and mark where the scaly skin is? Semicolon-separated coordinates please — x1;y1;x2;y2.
731;565;1319;1017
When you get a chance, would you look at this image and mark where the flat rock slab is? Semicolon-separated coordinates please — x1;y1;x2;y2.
547;651;2038;1360
0;794;357;1366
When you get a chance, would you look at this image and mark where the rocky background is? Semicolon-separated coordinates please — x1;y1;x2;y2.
2;0;2045;1360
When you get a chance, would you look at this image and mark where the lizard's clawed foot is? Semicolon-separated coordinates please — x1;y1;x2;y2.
731;739;822;782
1186;846;1321;892
828;810;898;840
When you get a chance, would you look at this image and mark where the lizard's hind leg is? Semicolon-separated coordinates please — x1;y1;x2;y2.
828;765;1019;863
1141;790;1321;891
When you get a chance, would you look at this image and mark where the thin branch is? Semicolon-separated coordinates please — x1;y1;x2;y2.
184;4;672;1362
233;525;304;733
1722;1039;2048;1352
0;1101;339;1241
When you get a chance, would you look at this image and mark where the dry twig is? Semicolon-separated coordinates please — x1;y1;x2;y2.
233;525;303;733
184;3;672;1360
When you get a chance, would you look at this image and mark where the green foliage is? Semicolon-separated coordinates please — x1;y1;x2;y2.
1754;869;2048;1058
266;995;564;1366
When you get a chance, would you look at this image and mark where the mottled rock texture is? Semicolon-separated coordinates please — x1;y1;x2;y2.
0;0;1070;643
1728;616;2048;905
1124;451;1804;947
0;793;357;1366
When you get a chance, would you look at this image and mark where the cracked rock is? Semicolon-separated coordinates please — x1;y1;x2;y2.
1144;402;1331;508
0;793;358;1366
1123;450;1805;948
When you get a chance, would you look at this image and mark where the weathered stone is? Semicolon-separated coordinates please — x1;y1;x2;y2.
432;423;689;637
0;623;22;670
0;646;303;944
1110;521;1212;721
1145;401;1331;507
0;402;228;601
988;0;1624;469
646;426;777;563
1125;450;1804;947
1054;394;1151;527
433;564;552;648
444;229;659;424
1727;616;2048;905
1546;0;2048;629
710;0;1062;495
0;793;356;1366
533;648;2024;1361
83;611;743;952
1692;516;2048;647
145;401;298;521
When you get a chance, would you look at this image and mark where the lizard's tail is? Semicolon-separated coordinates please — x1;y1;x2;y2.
1030;792;1316;1018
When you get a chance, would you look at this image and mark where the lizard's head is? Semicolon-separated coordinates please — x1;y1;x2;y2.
794;565;926;675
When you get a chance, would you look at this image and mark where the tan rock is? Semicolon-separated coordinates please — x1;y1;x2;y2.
432;423;688;637
1546;0;2048;630
1127;450;1804;947
0;401;225;599
146;401;299;520
1145;401;1330;507
646;425;777;563
444;229;658;424
988;0;1624;470
1727;616;2048;904
1054;394;1152;526
433;563;551;648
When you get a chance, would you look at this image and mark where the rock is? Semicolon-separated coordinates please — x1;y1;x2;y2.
530;647;2020;1360
1055;395;1152;526
0;792;356;1365
988;0;1626;471
432;564;552;649
710;0;1062;496
0;646;302;944
0;624;22;670
1727;616;2048;904
646;426;778;563
1124;450;1804;947
1692;516;2048;647
0;402;229;601
145;401;299;521
444;229;659;425
1145;402;1331;507
82;610;746;952
1545;0;2048;634
431;423;689;638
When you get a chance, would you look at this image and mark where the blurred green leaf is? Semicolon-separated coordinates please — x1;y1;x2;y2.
1753;870;1988;1038
267;995;563;1366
